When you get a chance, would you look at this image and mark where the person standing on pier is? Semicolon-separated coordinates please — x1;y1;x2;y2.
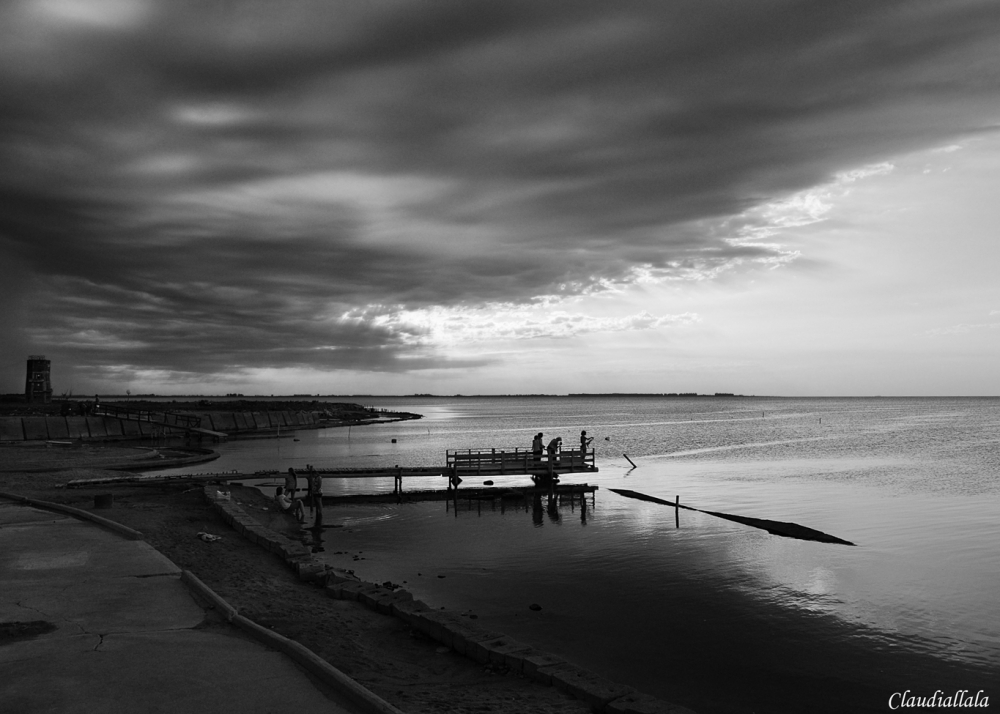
580;430;593;451
532;433;544;463
285;467;298;498
546;436;562;462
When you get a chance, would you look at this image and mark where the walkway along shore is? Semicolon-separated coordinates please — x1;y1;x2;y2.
0;491;383;714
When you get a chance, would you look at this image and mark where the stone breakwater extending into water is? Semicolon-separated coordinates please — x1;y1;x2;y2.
0;400;421;444
203;483;695;714
0;410;322;443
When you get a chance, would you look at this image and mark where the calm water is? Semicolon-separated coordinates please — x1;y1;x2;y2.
158;397;1000;712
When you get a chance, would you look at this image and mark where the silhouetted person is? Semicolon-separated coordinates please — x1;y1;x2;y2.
532;432;543;463
284;467;298;498
274;486;305;522
306;465;323;528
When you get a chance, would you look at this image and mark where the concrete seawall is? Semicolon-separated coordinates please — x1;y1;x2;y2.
0;410;320;444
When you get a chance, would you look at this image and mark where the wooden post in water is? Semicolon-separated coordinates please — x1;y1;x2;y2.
675;495;680;529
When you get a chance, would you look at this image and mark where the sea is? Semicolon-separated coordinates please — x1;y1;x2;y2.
154;396;1000;713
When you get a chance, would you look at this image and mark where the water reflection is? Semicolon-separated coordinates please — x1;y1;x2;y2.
152;396;1000;707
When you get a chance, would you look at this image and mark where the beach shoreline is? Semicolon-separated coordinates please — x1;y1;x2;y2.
3;437;995;714
0;446;617;714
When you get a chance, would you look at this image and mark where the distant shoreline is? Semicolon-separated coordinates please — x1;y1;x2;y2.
6;393;999;401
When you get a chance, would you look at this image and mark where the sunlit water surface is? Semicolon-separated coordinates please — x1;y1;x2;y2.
157;397;1000;712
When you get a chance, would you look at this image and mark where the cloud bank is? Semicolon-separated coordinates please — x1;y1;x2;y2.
2;1;1000;386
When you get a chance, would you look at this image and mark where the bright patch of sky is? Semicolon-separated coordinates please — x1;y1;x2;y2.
118;134;997;397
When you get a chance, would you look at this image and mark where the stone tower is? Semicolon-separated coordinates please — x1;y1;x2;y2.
25;355;52;404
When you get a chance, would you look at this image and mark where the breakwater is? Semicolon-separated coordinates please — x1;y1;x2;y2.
0;410;321;443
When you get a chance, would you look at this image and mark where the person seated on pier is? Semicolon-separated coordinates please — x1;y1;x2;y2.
274;486;305;522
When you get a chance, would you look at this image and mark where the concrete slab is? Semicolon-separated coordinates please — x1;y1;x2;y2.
0;503;362;714
26;577;202;634
0;632;102;664
103;418;123;437
22;417;49;441
215;413;238;432
65;416;90;439
0;503;70;527
0;519;180;579
121;420;141;436
0;629;355;714
0;418;25;441
85;417;108;437
234;412;251;430
45;417;70;439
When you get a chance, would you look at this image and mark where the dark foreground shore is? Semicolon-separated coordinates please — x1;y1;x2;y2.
0;446;599;714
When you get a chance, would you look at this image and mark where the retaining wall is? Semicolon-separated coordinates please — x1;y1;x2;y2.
22;417;49;441
66;417;89;439
0;410;322;443
0;419;25;442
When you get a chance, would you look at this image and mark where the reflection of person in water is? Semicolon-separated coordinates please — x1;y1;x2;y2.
547;495;561;523
274;486;305;522
531;493;544;527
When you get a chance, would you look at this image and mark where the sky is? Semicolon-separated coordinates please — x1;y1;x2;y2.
1;0;999;397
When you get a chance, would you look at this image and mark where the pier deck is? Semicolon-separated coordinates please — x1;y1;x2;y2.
65;447;598;490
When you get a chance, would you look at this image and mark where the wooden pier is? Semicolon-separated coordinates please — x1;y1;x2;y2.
446;447;596;476
65;447;600;501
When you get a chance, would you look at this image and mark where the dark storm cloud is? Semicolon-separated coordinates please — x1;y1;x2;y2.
1;0;999;382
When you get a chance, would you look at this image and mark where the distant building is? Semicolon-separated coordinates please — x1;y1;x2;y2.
25;355;52;404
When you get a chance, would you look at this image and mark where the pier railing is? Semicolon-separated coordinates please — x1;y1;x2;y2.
446;447;595;474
